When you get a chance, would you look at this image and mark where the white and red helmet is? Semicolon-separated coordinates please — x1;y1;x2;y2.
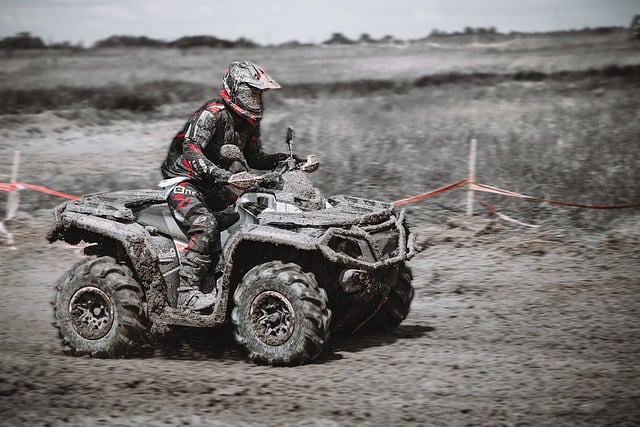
221;61;280;123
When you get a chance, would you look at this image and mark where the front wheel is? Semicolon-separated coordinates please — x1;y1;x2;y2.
231;261;331;365
53;256;149;357
362;263;414;332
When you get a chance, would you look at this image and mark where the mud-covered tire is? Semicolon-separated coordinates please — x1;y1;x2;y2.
364;263;414;332
53;256;148;357
232;261;331;365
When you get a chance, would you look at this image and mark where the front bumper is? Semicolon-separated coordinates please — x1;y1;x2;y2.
317;209;415;270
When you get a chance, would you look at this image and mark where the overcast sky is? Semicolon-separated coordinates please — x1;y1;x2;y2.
0;0;637;46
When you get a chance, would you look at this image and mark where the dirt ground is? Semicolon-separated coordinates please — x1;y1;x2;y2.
1;115;640;427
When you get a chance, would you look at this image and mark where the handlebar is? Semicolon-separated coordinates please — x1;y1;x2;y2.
276;154;319;173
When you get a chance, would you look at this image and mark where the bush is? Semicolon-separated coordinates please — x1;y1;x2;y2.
0;32;45;49
93;36;166;48
323;33;355;45
168;35;258;49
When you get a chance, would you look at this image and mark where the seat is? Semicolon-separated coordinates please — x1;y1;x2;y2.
136;204;240;240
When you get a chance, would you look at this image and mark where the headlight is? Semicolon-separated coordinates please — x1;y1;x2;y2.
327;235;374;261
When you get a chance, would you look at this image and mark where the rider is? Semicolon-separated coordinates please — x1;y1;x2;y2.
160;61;290;311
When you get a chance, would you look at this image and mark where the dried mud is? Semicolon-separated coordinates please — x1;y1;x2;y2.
1;114;639;426
1;203;639;427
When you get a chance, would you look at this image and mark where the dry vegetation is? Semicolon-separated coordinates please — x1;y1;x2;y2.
0;28;639;231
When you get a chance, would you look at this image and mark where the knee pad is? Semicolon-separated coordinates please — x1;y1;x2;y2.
187;207;218;239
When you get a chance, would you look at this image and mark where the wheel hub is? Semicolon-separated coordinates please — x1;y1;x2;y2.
250;290;296;346
69;286;114;340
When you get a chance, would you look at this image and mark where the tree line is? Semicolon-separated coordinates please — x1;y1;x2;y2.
0;32;259;50
0;26;632;50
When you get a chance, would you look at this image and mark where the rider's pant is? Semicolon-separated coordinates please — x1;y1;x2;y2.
166;181;218;256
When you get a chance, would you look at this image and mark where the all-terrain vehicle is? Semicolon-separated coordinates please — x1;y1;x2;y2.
48;128;416;365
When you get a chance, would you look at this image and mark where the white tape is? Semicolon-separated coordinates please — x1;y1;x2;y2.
493;211;539;228
470;183;530;199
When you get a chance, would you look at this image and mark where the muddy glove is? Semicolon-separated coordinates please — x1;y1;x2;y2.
228;172;258;191
270;153;289;167
208;166;232;184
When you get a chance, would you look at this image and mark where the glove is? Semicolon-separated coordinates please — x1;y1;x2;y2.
228;172;258;190
272;153;290;162
208;166;232;183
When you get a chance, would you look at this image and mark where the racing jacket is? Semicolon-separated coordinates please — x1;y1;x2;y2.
161;92;281;192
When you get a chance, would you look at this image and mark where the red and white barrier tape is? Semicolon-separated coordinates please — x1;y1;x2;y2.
0;174;637;244
392;178;470;205
470;182;640;209
474;196;539;228
391;178;639;227
0;182;78;200
3;178;637;210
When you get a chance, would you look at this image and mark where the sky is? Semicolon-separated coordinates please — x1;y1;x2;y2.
0;0;638;46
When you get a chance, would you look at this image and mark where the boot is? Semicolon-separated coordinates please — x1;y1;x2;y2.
177;252;216;311
177;285;217;311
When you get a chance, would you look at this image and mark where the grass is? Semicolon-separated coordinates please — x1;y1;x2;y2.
263;74;640;230
1;29;636;90
1;30;639;230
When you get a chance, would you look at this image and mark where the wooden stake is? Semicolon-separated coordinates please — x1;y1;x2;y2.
467;139;477;216
1;150;19;248
6;150;20;221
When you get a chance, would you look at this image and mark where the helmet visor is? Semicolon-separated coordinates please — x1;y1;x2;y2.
235;83;263;112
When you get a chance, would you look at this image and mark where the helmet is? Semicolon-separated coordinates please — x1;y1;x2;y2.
221;61;280;122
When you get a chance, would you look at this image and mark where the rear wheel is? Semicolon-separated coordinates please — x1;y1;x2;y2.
232;261;331;365
53;256;148;357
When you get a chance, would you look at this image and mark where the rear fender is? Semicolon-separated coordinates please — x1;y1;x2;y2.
48;211;168;316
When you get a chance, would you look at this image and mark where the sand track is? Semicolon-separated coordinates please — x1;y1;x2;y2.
1;212;638;426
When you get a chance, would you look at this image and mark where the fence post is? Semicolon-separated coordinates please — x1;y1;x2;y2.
466;139;477;216
1;150;20;248
6;150;20;221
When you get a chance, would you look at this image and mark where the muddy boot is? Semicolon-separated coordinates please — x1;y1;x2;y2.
177;252;216;311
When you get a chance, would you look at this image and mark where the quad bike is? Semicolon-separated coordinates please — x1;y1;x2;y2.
48;127;416;365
